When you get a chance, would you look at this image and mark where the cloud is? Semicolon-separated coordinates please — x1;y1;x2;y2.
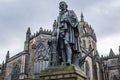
97;34;120;56
0;37;24;63
0;0;120;63
83;0;120;38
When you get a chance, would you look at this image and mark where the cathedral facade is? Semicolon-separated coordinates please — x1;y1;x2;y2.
1;13;120;80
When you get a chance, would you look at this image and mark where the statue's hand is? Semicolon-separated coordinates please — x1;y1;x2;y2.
60;30;65;38
64;18;68;22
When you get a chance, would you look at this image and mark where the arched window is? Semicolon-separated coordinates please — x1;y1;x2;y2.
86;61;90;80
83;26;87;33
83;40;86;49
11;64;20;80
113;75;118;80
34;44;49;79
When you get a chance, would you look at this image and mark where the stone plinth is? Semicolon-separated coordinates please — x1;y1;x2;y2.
40;66;86;80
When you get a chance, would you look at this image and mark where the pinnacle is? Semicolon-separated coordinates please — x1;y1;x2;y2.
81;11;84;22
27;27;31;34
109;48;115;57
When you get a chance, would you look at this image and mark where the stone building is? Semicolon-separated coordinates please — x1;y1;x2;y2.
2;27;52;80
79;12;101;80
101;48;120;80
1;13;120;80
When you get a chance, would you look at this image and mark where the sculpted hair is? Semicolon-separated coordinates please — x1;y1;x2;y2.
59;1;68;9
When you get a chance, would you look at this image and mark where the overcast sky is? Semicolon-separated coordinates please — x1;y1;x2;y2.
0;0;120;64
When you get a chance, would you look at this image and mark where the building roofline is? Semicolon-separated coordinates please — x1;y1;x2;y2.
7;51;27;63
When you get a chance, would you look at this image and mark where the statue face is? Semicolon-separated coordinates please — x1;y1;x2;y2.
59;1;67;11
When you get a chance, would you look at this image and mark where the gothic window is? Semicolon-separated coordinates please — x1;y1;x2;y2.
85;61;90;80
92;41;95;48
110;59;117;65
83;40;86;49
11;64;20;80
83;26;87;33
34;44;49;79
113;75;118;80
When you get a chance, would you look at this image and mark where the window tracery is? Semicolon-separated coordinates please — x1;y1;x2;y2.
11;64;20;80
34;43;49;79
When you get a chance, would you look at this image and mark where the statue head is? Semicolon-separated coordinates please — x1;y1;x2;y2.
59;1;68;11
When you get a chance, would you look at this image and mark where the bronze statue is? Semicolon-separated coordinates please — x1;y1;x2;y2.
48;1;80;66
48;1;93;67
57;1;80;66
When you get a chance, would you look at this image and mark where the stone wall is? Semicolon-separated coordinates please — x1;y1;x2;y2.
5;52;27;80
28;33;51;79
103;57;120;80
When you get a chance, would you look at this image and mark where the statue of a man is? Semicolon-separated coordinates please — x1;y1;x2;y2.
56;1;80;65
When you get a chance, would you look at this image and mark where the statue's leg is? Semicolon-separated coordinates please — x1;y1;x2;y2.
60;39;66;65
61;49;66;65
64;40;72;65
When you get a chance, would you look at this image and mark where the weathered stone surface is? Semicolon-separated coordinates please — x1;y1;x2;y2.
40;66;86;80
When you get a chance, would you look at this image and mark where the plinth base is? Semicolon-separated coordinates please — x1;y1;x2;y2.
40;66;86;80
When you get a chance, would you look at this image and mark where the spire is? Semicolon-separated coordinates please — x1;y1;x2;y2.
1;61;5;71
39;27;43;32
81;12;84;22
109;48;115;57
6;51;10;62
6;51;10;58
26;27;31;35
26;27;31;41
24;27;31;51
2;61;4;67
96;50;99;57
2;61;4;65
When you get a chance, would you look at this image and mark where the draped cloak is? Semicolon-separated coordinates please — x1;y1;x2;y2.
57;10;80;53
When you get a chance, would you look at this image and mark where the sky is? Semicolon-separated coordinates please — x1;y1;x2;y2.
0;0;120;64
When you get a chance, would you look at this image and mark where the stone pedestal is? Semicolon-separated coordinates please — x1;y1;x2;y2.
40;66;86;80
